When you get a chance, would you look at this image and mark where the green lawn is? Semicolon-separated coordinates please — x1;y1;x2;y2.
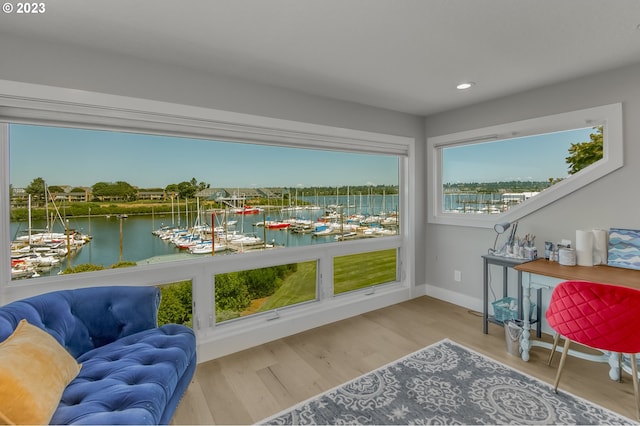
258;260;317;312
333;249;397;294
258;248;397;312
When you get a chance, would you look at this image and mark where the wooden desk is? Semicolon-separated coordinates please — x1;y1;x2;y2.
515;259;640;288
515;259;640;379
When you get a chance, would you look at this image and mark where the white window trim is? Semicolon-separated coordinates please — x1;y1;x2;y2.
0;79;416;361
0;80;408;155
427;103;623;228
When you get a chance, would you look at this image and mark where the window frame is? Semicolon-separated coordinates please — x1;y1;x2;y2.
427;103;623;228
0;79;415;361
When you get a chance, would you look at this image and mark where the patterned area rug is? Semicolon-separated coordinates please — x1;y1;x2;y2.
260;339;634;425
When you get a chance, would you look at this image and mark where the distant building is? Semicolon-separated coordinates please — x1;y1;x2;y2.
10;187;28;208
195;188;227;200
10;186;91;206
46;186;91;202
195;187;290;209
138;190;166;200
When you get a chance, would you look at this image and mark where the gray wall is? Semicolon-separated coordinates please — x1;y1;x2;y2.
424;62;640;311
6;33;640;313
0;34;421;139
0;34;427;288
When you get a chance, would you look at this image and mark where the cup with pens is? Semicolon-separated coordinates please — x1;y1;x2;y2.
493;221;537;259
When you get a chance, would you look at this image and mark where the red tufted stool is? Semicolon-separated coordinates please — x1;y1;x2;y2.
546;280;640;418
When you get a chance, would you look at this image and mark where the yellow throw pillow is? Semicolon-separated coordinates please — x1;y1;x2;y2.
0;319;81;425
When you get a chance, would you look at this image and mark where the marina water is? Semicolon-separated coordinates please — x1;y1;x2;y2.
10;194;398;278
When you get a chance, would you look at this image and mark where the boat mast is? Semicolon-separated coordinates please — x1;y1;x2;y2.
347;186;350;217
185;197;189;229
28;194;32;245
44;182;50;232
177;196;181;227
211;210;216;256
171;193;175;226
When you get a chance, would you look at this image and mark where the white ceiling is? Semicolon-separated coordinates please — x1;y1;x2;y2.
2;0;640;115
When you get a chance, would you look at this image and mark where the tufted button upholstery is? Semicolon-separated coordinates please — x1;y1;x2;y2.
0;286;196;425
0;286;161;357
546;280;640;354
52;324;195;424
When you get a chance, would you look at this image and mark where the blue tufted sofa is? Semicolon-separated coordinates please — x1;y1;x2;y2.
0;286;196;424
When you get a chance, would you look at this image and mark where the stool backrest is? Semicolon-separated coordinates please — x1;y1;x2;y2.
546;280;640;354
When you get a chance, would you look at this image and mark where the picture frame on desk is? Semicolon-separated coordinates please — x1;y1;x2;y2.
608;228;640;270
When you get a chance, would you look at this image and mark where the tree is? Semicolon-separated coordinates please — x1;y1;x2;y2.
214;272;250;312
566;126;603;175
177;181;197;199
167;178;210;199
241;268;279;299
92;181;137;200
114;181;137;200
157;281;193;327
195;178;210;193
241;264;296;299
25;177;47;203
92;182;110;198
165;183;179;195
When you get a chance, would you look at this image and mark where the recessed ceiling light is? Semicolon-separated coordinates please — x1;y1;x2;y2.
456;82;475;90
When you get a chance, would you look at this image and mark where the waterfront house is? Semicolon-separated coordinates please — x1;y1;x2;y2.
137;190;166;201
2;1;640;422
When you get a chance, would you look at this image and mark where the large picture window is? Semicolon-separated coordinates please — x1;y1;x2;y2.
8;124;400;281
441;127;598;214
427;104;623;228
0;81;414;361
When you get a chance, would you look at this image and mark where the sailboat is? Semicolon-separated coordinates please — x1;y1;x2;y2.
188;240;227;254
10;184;91;279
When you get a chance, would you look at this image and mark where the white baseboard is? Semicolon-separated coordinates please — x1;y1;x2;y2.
424;283;482;314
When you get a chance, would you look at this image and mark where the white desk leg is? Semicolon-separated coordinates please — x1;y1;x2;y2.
608;352;621;381
520;278;531;362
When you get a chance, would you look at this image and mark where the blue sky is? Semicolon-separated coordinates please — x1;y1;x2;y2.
9;124;398;189
442;127;596;183
10;124;597;189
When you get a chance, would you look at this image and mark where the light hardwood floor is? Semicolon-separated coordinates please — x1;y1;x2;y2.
171;296;637;424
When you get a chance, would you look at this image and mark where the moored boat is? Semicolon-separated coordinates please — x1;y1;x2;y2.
233;206;262;215
266;222;291;230
188;240;228;254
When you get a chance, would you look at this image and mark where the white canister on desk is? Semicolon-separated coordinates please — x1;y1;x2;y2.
558;247;577;266
576;230;594;266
